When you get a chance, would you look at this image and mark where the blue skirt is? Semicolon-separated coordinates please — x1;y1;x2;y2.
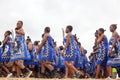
24;51;39;66
97;52;108;65
53;55;65;69
41;48;54;61
64;48;76;61
74;52;83;69
107;56;120;67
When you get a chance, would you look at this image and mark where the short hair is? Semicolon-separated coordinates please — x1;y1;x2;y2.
18;21;23;25
44;27;50;33
66;25;73;32
111;24;117;30
99;28;106;33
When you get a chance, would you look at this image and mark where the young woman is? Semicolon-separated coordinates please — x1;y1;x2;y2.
78;42;91;78
1;31;12;63
74;35;83;70
89;30;100;78
52;42;66;78
25;37;39;78
39;27;55;78
117;36;120;55
33;41;40;78
107;24;120;79
0;31;13;77
25;37;39;66
58;46;65;78
116;37;120;77
95;28;109;78
78;42;84;70
62;25;81;78
10;21;32;77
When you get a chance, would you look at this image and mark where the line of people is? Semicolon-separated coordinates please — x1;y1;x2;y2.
0;21;120;79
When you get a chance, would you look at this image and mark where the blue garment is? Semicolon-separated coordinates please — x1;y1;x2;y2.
64;35;77;61
92;52;99;70
82;50;91;73
89;55;97;76
24;45;39;66
0;47;1;62
109;37;118;53
10;34;31;61
53;49;65;69
38;49;41;61
74;43;83;69
117;41;120;54
107;57;120;67
40;36;54;61
52;48;57;67
0;37;12;62
109;37;114;45
97;38;109;65
107;37;120;67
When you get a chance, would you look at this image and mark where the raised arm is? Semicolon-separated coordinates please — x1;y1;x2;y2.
15;28;25;35
3;36;9;45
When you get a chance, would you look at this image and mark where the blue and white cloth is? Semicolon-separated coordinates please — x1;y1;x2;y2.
0;37;12;62
97;38;109;65
24;44;39;65
107;37;120;67
10;34;31;61
74;42;83;69
53;48;65;69
40;36;54;61
64;35;77;61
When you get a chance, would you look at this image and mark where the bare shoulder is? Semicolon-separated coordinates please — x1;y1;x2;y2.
101;34;106;38
113;31;119;37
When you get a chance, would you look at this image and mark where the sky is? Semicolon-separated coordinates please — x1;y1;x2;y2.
0;0;120;57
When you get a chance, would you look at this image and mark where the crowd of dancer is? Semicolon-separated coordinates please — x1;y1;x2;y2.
0;21;120;79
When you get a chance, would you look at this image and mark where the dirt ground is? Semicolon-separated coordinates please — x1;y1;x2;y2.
0;78;119;80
